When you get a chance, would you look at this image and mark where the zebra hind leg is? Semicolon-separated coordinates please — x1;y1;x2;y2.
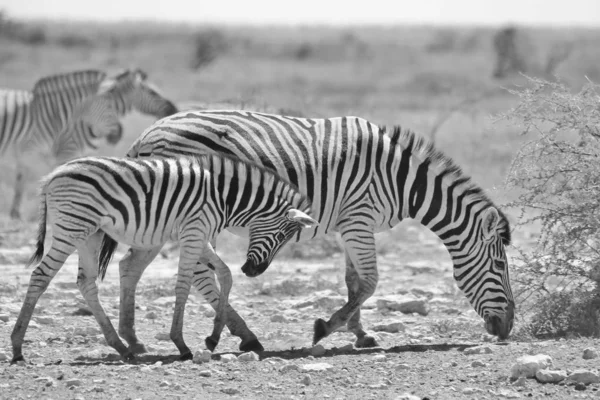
117;247;162;354
11;238;76;363
77;232;133;361
344;252;380;348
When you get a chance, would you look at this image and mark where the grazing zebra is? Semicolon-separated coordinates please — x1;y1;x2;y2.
0;68;178;219
10;154;316;363
119;110;515;352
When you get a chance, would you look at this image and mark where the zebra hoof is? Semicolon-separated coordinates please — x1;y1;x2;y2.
10;354;25;365
355;335;379;348
239;339;264;353
128;343;148;355
122;352;136;362
205;337;219;352
180;352;193;361
313;318;328;345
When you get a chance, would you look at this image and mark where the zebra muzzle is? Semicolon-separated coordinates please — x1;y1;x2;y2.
241;259;269;278
484;301;515;340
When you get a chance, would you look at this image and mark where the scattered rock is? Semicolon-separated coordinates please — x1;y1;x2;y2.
0;352;7;362
372;354;387;362
464;345;493;355
238;351;260;362
204;309;216;318
567;369;600;385
34;317;54;325
65;378;82;387
71;326;100;336
376;296;430;316
270;314;287;323
220;354;237;363
0;314;9;322
152;296;176;307
34;377;55;387
301;374;312;386
199;370;212;377
311;344;326;357
299;363;334;373
471;360;486;368
372;321;405;333
535;369;567;383
512;376;527;387
280;364;299;372
155;332;171;341
510;354;553;379
221;388;239;395
159;381;170;387
145;311;158;320
395;394;420;400
574;382;587;391
193;349;212;364
497;388;521;398
395;363;410;371
582;348;598;360
337;343;354;352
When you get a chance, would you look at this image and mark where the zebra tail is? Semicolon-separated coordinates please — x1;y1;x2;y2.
27;192;47;268
98;234;118;281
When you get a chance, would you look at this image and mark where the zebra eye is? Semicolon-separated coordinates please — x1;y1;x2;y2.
275;232;286;242
494;260;506;271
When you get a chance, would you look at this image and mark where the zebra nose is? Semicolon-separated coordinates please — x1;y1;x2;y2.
485;304;515;340
241;259;269;277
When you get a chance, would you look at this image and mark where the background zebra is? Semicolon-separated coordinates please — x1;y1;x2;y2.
0;68;178;219
10;154;317;363
122;110;515;352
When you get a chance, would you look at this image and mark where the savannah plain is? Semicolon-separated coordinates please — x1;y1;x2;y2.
0;18;599;399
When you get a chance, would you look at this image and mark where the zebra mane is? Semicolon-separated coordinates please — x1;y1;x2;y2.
194;153;312;211
383;125;511;245
32;70;106;96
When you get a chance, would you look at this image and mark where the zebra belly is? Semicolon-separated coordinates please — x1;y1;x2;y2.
99;218;180;249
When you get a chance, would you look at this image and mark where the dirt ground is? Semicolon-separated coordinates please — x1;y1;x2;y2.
0;224;599;400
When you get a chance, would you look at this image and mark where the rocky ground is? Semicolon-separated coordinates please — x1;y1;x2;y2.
0;224;599;399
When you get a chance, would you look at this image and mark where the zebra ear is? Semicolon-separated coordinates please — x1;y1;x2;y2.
482;207;500;239
287;209;318;229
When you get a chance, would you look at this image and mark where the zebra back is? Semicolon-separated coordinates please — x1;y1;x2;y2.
0;89;34;154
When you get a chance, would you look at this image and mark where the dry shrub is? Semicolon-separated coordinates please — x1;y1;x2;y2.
502;76;600;337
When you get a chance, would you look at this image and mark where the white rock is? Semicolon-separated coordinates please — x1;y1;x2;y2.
34;317;54;325
0;352;7;362
535;369;567;383
301;374;312;386
395;363;410;371
376;296;430;316
567;369;600;384
395;393;421;400
512;376;527;387
582;348;598;360
299;363;334;373
372;321;405;333
152;296;176;307
155;332;171;341
497;388;521;398
0;314;9;322
145;311;158;320
159;381;170;387
193;349;212;364
510;354;553;378
464;345;493;355
471;360;486;368
220;354;237;363
279;363;299;372
199;370;212;377
237;351;259;362
311;344;326;356
372;354;387;362
65;378;82;387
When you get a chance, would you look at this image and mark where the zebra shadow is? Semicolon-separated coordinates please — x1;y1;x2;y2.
54;342;509;366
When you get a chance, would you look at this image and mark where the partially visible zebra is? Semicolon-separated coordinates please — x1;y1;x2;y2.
10;154;316;363
121;110;515;352
0;68;178;219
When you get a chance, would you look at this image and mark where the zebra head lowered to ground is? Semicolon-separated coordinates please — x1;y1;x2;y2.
122;110;515;354
10;153;317;363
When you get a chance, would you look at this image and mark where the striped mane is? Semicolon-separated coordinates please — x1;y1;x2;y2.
383;125;511;245
32;70;106;97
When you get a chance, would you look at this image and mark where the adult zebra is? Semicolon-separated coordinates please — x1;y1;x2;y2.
0;68;178;219
122;110;515;352
11;154;317;363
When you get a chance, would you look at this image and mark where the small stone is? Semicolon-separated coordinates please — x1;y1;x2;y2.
512;376;527;387
34;317;54;325
145;311;158;320
15;360;25;367
65;378;82;387
510;354;553;379
395;363;410;371
198;370;212;377
535;369;567;383
0;352;7;362
462;387;477;394
270;314;287;323
238;351;260;362
376;297;430;316
93;387;104;393
155;332;171;341
471;360;486;368
279;364;299;372
372;321;405;333
204;309;216;318
497;388;522;398
567;369;600;385
173;384;183;390
310;344;326;357
221;388;239;395
301;374;312;386
193;349;212;364
34;377;55;387
220;354;237;363
396;394;420;400
159;381;170;387
464;345;493;355
299;363;334;373
574;382;587;391
337;344;354;352
372;354;387;362
0;314;9;322
582;348;598;360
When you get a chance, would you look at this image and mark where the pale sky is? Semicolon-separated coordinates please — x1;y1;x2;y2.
4;0;600;26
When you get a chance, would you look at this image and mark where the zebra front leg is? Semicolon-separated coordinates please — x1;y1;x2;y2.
118;247;162;354
313;226;378;345
199;245;233;352
11;241;75;363
344;251;380;348
192;262;264;352
169;240;201;360
77;233;133;360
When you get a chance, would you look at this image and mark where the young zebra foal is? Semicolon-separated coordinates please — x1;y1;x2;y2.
11;154;316;363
